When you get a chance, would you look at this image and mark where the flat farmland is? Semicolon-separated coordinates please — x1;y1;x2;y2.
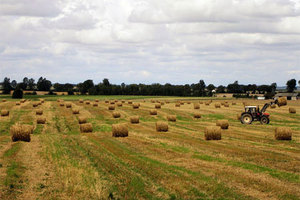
0;96;299;200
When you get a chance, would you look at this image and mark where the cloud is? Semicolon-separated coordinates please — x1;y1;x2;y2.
0;0;300;86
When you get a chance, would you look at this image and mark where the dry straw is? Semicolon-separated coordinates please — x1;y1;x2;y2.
95;99;99;102
117;102;123;107
237;114;241;120
130;116;139;124
151;100;155;103
93;103;98;107
216;120;229;129
16;102;21;106
205;102;210;106
194;113;201;119
2;99;7;102
167;115;176;122
23;124;34;134
112;124;128;137
10;124;31;142
105;100;109;103
155;104;161;109
110;101;115;104
275;127;292;140
80;123;93;133
1;109;9;116
37;117;46;124
72;108;80;114
277;97;287;107
112;111;121;118
78;116;87;124
60;103;65;107
232;102;236;105
224;103;229;107
33;103;38;107
108;105;115;110
36;109;43;115
215;103;221;108
161;102;165;105
121;100;125;103
289;108;296;113
150;109;157;115
204;126;221;140
85;101;90;105
175;103;180;107
128;100;133;104
66;103;72;108
132;103;140;109
270;104;276;109
194;103;200;109
156;121;168;132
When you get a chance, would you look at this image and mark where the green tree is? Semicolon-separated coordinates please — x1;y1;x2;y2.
286;79;296;92
2;77;12;94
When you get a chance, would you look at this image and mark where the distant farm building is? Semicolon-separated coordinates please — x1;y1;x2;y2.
275;93;298;100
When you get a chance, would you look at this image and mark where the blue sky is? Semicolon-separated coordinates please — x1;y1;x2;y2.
0;0;300;86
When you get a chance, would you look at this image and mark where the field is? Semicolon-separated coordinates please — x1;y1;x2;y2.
0;96;299;200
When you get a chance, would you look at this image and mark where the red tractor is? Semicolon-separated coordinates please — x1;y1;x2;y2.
240;98;287;124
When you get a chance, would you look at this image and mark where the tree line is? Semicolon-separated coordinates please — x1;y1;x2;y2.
0;76;299;98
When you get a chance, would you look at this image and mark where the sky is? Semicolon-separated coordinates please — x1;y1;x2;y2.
0;0;300;86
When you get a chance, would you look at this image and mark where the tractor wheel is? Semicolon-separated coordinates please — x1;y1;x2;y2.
241;113;253;124
260;116;269;124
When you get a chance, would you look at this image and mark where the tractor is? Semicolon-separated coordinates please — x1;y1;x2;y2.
240;98;287;124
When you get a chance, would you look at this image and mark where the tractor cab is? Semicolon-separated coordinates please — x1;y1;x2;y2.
244;106;258;113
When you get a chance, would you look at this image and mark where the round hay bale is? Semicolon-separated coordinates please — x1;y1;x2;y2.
37;102;42;106
205;102;210;106
36;109;43;115
130;116;139;124
150;109;157;115
275;127;292;140
194;113;201;119
224;103;229;107
151;100;155;103
215;103;221;108
270;104;276;109
114;100;118;103
155;104;161;109
105;100;109;103
216;120;229;129
199;101;203;104
175;103;180;107
10;124;31;142
289;107;296;114
187;101;191;104
161;102;165;105
180;101;184;105
20;99;26;103
72;108;80;114
232;102;236;105
66;103;72;108
121;100;125;103
112;124;128;137
221;102;225;106
93;103;98;107
2;99;7;102
37;117;46;124
156;121;168;132
117;102;123;107
80;123;93;133
16;102;21;106
128;100;133;105
79;99;84;103
85;101;90;105
60;103;65;107
110;101;115;105
40;99;45;103
108;105;115;110
204;127;221;140
132;103;140;109
33;103;38;107
194;103;200;109
277;97;287;107
78;116;87;124
167;115;176;122
112;111;121;118
95;99;99;102
1;109;9;116
165;101;170;104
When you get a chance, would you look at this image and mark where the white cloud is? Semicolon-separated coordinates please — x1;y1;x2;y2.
0;0;300;85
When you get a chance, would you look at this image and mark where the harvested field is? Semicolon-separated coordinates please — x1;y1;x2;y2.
0;96;299;200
